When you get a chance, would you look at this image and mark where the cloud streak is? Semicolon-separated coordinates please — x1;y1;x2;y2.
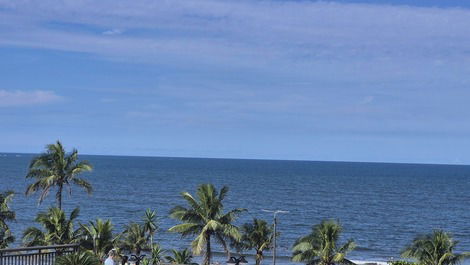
1;0;470;70
0;90;61;107
102;28;123;35
1;0;470;162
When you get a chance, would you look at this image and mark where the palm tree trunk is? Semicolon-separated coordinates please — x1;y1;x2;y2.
204;233;211;265
57;184;63;210
256;251;262;265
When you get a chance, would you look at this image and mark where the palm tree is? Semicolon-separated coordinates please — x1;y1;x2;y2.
0;227;14;248
55;251;101;265
165;249;197;265
0;190;15;247
0;190;15;229
402;230;470;265
143;209;158;245
25;141;93;209
22;207;80;246
292;220;356;265
233;218;274;265
80;219;115;260
169;184;245;265
119;222;149;255
147;243;166;265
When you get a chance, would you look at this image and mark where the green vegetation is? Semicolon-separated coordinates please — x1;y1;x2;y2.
402;230;470;265
79;219;115;260
233;218;274;265
0;228;14;249
147;243;166;265
118;222;149;255
25;141;93;209
165;249;197;265
143;209;158;245
22;207;80;246
0;190;15;229
169;184;245;265
0;142;469;265
0;190;15;248
292;220;356;265
55;251;101;265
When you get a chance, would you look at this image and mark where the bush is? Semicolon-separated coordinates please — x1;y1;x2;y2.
55;251;100;265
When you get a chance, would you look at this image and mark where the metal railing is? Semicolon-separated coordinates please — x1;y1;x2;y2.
0;244;79;265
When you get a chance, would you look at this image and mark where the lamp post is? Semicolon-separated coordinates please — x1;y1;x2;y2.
262;209;289;265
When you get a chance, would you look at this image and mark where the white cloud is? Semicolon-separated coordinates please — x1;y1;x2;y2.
1;0;470;134
102;29;123;35
0;90;61;107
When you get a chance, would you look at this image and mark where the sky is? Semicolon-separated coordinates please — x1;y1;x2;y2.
1;0;470;164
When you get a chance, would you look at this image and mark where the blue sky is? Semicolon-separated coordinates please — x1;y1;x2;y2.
1;0;470;164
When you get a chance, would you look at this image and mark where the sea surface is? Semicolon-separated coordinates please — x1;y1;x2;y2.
0;153;469;265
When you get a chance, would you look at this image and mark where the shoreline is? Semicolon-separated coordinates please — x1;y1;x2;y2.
194;252;470;265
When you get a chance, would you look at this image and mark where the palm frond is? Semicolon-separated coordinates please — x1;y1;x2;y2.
169;184;245;265
25;141;94;208
218;186;229;201
72;178;93;194
402;230;467;265
0;228;15;248
169;223;201;235
292;220;354;265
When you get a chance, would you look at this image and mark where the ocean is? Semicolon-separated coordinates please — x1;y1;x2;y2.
0;153;469;265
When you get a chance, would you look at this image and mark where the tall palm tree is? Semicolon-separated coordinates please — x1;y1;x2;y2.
25;141;93;209
22;207;80;246
233;218;274;265
169;184;245;265
80;219;115;260
0;190;15;229
402;230;470;265
55;251;101;265
119;222;149;255
143;209;158;245
292;220;356;265
165;249;197;265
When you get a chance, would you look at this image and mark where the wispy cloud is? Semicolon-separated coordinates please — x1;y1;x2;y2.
1;0;470;71
1;0;470;162
0;90;61;107
102;28;123;35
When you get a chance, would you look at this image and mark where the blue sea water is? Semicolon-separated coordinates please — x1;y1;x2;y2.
0;153;469;264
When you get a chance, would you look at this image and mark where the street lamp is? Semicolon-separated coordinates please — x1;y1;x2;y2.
262;209;289;265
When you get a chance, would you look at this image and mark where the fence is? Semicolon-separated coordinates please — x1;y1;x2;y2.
0;244;79;265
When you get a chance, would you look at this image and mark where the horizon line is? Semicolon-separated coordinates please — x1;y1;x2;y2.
1;151;469;167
